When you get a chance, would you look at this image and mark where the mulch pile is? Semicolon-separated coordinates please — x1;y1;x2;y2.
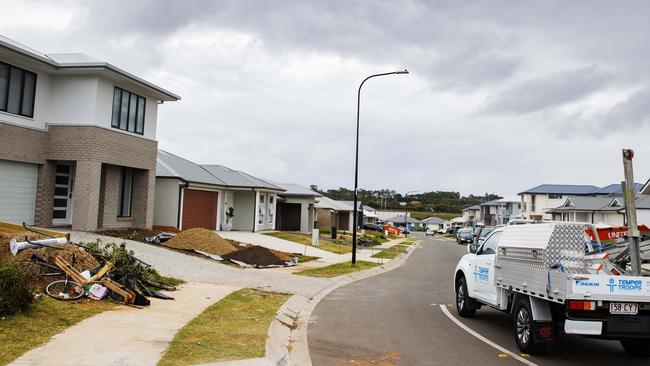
164;228;238;256
224;245;293;266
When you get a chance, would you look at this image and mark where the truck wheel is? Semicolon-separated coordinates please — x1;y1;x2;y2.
621;339;650;358
513;297;545;354
456;277;476;318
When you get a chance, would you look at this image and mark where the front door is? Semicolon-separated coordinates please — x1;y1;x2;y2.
52;161;75;225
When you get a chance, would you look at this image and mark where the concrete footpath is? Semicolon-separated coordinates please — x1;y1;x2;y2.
11;283;239;366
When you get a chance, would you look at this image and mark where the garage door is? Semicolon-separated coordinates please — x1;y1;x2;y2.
276;202;301;231
0;160;38;224
182;189;218;230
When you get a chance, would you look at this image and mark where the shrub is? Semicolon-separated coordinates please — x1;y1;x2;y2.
0;260;34;316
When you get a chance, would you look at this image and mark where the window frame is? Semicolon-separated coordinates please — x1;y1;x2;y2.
0;60;37;118
111;86;146;135
478;230;502;255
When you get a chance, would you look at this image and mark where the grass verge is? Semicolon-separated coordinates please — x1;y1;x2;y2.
263;232;352;254
158;289;289;366
293;261;380;278
371;244;409;259
0;297;118;365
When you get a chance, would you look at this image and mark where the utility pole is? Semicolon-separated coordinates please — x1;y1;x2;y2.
622;148;642;276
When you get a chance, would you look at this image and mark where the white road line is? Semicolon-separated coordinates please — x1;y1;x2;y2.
439;305;539;366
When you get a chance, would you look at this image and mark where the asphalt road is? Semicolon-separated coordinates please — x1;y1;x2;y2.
307;234;648;366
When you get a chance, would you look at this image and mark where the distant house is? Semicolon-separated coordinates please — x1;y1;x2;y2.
155;150;285;232
386;215;423;230
273;183;321;234
479;197;520;226
519;183;642;221
462;205;481;225
340;201;364;229
315;196;354;232
422;216;448;231
363;206;379;224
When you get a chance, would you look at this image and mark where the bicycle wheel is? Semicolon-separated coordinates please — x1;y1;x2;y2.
45;279;85;301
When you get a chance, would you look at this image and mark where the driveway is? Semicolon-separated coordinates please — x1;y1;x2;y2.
72;232;333;298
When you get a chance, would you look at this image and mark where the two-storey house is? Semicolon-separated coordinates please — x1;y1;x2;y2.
518;184;599;221
479;196;520;226
0;36;179;231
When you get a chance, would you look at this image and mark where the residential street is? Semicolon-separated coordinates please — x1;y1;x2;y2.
308;234;648;366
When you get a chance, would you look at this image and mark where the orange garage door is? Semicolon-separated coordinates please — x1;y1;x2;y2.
182;189;218;230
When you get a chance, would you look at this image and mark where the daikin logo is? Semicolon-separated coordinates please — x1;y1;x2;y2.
607;278;617;293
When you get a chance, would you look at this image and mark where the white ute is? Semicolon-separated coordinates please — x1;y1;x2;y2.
454;222;650;356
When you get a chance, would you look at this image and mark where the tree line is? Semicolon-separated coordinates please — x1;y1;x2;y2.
310;185;501;213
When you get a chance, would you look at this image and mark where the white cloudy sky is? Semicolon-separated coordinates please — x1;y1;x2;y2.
2;0;650;196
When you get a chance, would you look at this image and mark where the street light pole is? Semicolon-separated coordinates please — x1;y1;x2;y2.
403;190;419;237
352;70;409;265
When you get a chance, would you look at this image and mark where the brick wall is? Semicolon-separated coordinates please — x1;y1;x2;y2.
47;126;157;170
72;160;102;231
34;160;56;227
0;124;47;164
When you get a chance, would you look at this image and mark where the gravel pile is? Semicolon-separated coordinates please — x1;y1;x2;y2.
164;228;238;256
224;245;292;266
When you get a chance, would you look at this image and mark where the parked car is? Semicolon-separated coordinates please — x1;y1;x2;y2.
425;229;434;236
399;226;411;235
456;228;474;244
475;226;495;244
437;228;446;234
363;223;383;231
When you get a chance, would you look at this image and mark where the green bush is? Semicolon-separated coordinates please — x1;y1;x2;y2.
0;260;34;316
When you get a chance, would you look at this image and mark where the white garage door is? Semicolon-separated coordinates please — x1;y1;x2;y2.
0;160;38;224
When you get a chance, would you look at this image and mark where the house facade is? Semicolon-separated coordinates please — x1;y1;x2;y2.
0;36;179;231
274;183;320;234
518;184;599;221
315;196;354;232
461;205;480;225
155;150;284;232
547;196;625;226
479;197;520;226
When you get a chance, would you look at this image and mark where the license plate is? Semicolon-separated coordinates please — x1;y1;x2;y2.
609;302;639;315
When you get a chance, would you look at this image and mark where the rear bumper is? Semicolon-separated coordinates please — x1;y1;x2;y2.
565;315;650;339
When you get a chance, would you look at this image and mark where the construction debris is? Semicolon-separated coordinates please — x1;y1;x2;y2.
164;228;238;256
224;245;294;267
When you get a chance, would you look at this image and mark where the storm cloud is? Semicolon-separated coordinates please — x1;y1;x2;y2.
2;0;650;196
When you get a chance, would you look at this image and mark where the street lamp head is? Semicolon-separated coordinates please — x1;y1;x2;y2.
395;69;409;75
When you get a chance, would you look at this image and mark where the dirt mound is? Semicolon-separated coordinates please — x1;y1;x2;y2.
224;245;293;266
164;228;237;256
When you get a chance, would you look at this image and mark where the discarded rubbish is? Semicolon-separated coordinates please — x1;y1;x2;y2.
194;250;223;261
87;284;109;300
10;237;68;256
145;232;176;244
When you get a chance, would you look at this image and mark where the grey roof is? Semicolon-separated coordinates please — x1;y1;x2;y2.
341;201;363;211
462;205;481;211
479;199;502;206
274;183;321;197
633;195;650;209
364;205;376;211
519;184;599;195
157;150;226;186
0;35;179;101
547;196;622;212
422;216;445;224
315;196;353;211
386;215;422;224
591;183;643;195
201;165;284;191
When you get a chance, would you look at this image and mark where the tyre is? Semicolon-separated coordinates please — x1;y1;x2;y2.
513;297;546;354
621;339;650;358
45;279;85;301
456;276;476;318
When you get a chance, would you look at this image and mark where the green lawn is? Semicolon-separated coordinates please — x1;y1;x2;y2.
293;261;380;278
371;244;409;259
0;297;118;365
263;232;352;254
158;289;290;366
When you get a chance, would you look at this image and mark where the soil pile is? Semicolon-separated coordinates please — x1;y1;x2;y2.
164;228;237;256
224;245;293;266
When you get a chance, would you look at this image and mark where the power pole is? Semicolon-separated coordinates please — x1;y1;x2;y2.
622;149;642;276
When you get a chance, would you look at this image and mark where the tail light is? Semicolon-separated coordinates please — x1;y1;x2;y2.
568;300;596;311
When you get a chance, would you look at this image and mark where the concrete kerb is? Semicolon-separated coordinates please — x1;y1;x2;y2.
277;239;423;366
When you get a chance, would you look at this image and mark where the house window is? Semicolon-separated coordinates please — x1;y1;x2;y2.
111;87;146;135
548;194;562;199
117;167;134;217
268;195;274;224
0;61;37;118
531;195;536;212
258;194;266;224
